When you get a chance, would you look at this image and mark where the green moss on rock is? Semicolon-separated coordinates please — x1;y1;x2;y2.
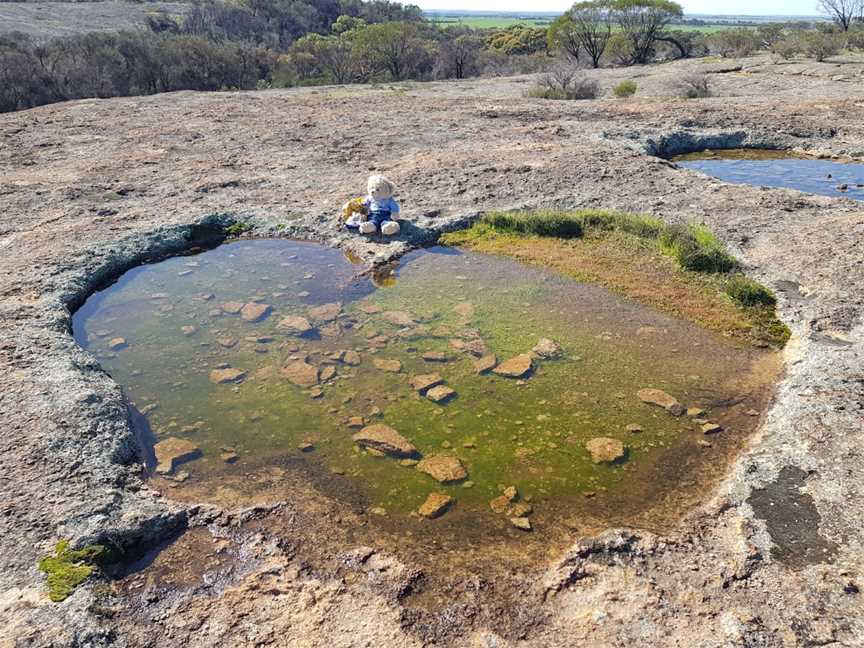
38;539;105;602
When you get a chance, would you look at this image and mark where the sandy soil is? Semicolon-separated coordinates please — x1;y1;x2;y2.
1;55;863;647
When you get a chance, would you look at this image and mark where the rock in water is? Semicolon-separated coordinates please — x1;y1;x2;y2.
373;358;402;373
352;424;418;458
473;354;498;374
637;388;685;416
492;354;533;378
417;454;468;483
381;310;417;327
510;517;532;531
422;351;449;362
426;385;456;403
308;301;342;322
280;361;319;387
241;303;271;322
418;493;454;519
107;337;128;351
277;315;313;335
702;422;723;434
209;368;247;384
585;437;626;464
409;373;444;393
532;337;563;359
221;301;244;314
154;438;201;474
342;350;361;366
319;365;337;381
217;337;238;348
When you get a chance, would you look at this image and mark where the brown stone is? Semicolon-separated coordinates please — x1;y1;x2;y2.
532;337;563;359
319;365;337;381
625;423;643;433
687;407;705;418
358;303;382;314
702;422;723;434
181;325;197;336
503;486;518;501
426;385;456;403
422;351;449;362
352;424;418;458
209;368;246;384
462;338;488;356
154;438;201;474
454;302;474;320
241;302;271;322
107;337;128;351
217;337;238;348
637;388;685;416
277;315;313;335
473;354;498;374
510;517;532;531
346;416;365;429
221;301;244;314
381;310;417;326
492;354;533;378
309;301;342;322
373;358;402;373
280;361;319;387
585;437;626;464
409;373;444;393
342;350;361;366
490;495;510;514
418;492;453;519
417;454;468;483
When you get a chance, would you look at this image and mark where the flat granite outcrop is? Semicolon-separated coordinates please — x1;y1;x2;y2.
1;55;862;647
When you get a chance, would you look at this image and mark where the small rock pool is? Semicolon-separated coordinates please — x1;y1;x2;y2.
673;148;864;201
73;239;778;544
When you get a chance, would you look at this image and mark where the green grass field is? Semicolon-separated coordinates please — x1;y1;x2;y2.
431;16;754;32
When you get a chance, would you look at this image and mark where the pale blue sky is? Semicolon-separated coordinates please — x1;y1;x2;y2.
418;0;821;16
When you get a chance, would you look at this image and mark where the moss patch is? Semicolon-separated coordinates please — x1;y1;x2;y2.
441;210;789;347
38;539;105;602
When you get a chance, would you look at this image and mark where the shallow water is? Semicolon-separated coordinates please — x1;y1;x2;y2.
674;149;864;201
74;240;776;541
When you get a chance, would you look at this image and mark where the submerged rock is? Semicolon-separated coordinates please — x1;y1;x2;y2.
418;492;454;519
532;337;563;359
381;310;417;327
341;350;361;366
409;373;444;393
277;315;313;335
422;351;449;362
462;338;488;357
217;337;239;348
181;325;197;336
352;424;418;458
280;361;319;387
241;303;272;322
585;437;626;464
373;358;402;373
510;517;532;531
492;354;533;378
417;454;468;483
309;301;342;322
702;422;723;434
426;385;456;403
209;368;246;384
154;438;201;474
107;337;128;351
319;365;337;381
473;354;498;374
637;388;685;416
221;301;244;314
358;303;382;314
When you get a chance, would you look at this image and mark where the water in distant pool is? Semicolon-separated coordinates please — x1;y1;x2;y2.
673;149;864;201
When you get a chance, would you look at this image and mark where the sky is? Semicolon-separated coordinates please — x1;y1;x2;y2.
417;0;821;16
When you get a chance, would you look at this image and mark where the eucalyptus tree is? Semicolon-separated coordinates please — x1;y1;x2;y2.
611;0;684;64
549;0;614;68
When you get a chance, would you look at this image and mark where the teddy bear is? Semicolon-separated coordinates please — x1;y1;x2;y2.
344;175;401;236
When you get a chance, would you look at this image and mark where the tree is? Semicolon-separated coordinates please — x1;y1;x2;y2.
817;0;864;31
351;21;433;80
486;25;548;55
436;30;483;79
549;1;614;68
611;0;684;64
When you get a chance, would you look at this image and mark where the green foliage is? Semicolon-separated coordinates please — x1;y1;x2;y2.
724;274;777;307
801;30;843;61
658;223;738;273
548;1;614;68
610;0;684;64
486;24;549;55
613;79;637;97
38;540;105;602
350;21;435;80
709;27;759;58
484;210;585;238
226;222;251;236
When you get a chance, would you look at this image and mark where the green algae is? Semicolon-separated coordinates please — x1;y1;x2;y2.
73;240;778;535
38;539;105;602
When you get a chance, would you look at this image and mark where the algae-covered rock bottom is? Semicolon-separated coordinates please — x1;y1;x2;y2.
73;239;777;537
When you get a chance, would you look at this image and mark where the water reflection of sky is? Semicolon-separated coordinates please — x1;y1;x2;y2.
676;155;864;201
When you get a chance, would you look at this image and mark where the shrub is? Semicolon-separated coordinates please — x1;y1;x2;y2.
658;223;738;273
724;274;777;307
679;73;710;98
527;62;599;100
802;30;843;61
709;28;760;58
771;36;802;61
613;79;637;98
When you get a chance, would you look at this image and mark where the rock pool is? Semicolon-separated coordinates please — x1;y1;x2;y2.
73;239;778;545
674;148;864;201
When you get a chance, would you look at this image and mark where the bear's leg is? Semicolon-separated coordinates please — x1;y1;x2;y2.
359;221;377;234
381;221;400;236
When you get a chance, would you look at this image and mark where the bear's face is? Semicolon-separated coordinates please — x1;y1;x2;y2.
370;184;391;201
